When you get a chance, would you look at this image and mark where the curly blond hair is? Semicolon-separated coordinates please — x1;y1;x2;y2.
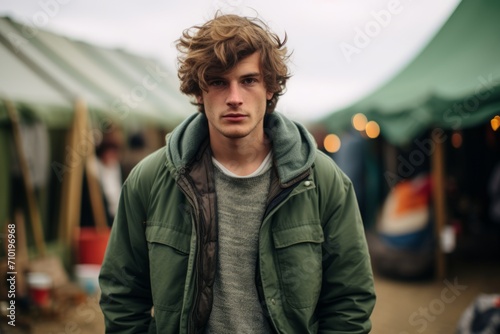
176;13;291;113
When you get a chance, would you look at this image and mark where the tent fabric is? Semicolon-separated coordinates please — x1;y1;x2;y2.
0;16;193;129
321;0;500;146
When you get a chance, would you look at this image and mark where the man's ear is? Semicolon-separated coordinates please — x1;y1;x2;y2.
196;95;203;104
266;92;274;100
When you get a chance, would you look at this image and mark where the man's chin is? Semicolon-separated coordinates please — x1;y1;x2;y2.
222;132;249;139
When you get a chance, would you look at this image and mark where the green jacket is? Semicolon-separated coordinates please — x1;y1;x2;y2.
99;112;375;333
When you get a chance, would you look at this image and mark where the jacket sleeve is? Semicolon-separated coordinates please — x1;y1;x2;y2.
317;162;376;333
99;172;153;333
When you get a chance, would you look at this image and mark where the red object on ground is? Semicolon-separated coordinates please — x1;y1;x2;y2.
77;227;111;264
27;272;52;307
30;287;51;306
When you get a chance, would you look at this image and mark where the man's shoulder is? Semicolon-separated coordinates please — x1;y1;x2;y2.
313;150;344;176
125;146;168;186
312;149;353;190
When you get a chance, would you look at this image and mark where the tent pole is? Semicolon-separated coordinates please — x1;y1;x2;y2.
431;129;447;280
5;100;47;257
58;99;88;248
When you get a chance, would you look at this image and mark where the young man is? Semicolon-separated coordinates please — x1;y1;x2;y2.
99;14;376;333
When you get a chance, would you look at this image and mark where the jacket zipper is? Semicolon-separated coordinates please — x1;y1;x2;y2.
176;170;201;334
265;169;311;217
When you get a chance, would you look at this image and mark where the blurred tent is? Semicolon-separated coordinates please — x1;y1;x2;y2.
0;16;192;128
0;16;193;266
318;0;500;280
321;0;500;146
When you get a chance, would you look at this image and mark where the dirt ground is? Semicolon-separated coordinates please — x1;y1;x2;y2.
372;259;500;333
1;259;499;333
0;291;104;334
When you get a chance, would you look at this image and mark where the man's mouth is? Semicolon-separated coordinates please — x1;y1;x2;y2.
223;113;247;121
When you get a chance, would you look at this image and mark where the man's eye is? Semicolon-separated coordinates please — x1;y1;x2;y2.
242;78;257;84
209;80;225;86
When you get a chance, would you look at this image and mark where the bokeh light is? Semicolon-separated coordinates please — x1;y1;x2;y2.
491;115;500;131
352;113;368;131
324;134;341;153
365;121;380;138
451;131;463;148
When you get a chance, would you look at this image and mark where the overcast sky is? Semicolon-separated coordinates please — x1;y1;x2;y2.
0;0;460;122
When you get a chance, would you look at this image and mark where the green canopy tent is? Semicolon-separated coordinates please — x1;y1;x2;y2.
0;16;194;264
320;0;500;279
321;0;500;147
0;16;192;128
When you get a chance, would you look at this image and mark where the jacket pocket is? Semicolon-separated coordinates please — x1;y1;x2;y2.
146;223;191;312
273;221;324;309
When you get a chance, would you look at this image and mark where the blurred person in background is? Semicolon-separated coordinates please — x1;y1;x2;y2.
95;126;124;225
99;13;375;333
81;125;124;227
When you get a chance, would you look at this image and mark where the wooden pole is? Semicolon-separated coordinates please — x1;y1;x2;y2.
431;129;447;280
58;99;88;247
5;100;47;256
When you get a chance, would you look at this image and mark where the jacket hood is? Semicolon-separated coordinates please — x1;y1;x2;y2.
166;112;317;184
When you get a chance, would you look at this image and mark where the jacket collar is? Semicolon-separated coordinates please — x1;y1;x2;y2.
165;112;316;184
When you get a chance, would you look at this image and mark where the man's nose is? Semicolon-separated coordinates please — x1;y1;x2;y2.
226;82;243;107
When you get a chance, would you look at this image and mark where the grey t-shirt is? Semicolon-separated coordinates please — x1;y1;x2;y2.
205;155;273;333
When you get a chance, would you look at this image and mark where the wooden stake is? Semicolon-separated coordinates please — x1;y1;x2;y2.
431;129;447;280
5;100;47;256
58;99;88;247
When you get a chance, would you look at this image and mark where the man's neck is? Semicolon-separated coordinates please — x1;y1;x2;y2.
210;135;271;177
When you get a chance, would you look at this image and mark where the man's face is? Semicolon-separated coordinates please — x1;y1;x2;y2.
197;52;274;143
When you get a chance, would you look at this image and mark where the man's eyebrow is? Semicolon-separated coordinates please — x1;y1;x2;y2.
241;72;261;78
206;75;225;81
206;72;261;81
